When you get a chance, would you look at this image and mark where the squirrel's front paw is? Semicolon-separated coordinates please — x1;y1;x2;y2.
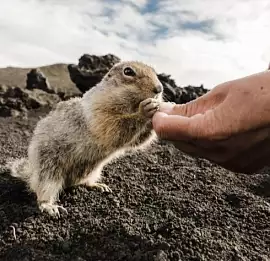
139;98;160;118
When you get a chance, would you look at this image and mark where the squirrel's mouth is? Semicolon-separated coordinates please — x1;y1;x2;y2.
154;93;163;101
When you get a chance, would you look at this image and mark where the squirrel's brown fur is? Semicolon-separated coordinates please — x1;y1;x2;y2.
6;61;164;217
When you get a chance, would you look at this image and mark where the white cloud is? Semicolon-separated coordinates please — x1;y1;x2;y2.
121;0;148;8
0;0;269;89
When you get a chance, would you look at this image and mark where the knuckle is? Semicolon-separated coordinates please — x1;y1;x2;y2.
190;110;220;139
186;115;208;139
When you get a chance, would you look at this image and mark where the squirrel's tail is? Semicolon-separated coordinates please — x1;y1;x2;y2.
5;157;31;182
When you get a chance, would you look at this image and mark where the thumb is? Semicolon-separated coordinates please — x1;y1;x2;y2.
159;85;227;117
153;85;228;140
152;109;216;141
157;99;204;117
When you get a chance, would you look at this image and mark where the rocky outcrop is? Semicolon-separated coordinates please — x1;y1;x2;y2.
0;85;30;117
26;68;54;93
0;67;74;118
78;53;121;71
157;73;208;103
0;84;60;118
0;53;209;118
176;84;208;104
68;54;208;104
68;54;121;93
67;64;108;94
0;69;61;117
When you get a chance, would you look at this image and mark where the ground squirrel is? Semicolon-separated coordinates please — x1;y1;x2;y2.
6;61;164;217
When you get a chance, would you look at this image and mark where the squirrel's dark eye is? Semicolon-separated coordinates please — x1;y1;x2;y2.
123;67;136;77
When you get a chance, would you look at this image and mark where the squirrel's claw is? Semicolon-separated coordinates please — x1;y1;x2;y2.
86;182;112;193
39;202;68;217
139;98;160;118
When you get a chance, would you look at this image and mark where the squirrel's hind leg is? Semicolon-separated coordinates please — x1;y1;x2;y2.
80;167;112;193
34;176;67;217
86;182;112;193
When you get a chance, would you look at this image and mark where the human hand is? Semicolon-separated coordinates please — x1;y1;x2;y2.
152;71;270;174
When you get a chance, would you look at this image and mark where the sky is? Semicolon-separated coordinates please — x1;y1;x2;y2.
0;0;270;89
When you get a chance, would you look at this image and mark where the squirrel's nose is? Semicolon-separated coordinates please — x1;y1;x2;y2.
154;84;163;94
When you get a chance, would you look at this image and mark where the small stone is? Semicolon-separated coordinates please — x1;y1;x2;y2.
61;241;71;253
158;241;170;250
172;251;181;260
154;250;169;261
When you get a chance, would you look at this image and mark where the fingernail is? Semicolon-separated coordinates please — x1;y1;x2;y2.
159;102;175;113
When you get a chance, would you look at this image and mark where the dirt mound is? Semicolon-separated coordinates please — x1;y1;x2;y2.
0;54;269;261
0;113;269;261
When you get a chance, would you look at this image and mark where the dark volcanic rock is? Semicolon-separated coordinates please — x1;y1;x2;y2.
177;84;208;104
78;53;121;71
0;67;75;118
68;54;208;104
0;85;37;118
157;73;208;104
26;68;54;94
156;73;178;102
68;54;121;93
67;64;108;94
0;84;60;118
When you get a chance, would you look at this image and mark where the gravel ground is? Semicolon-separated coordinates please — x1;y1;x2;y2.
0;109;269;261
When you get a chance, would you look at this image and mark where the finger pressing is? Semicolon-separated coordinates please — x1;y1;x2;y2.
159;86;227;117
152;108;220;141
